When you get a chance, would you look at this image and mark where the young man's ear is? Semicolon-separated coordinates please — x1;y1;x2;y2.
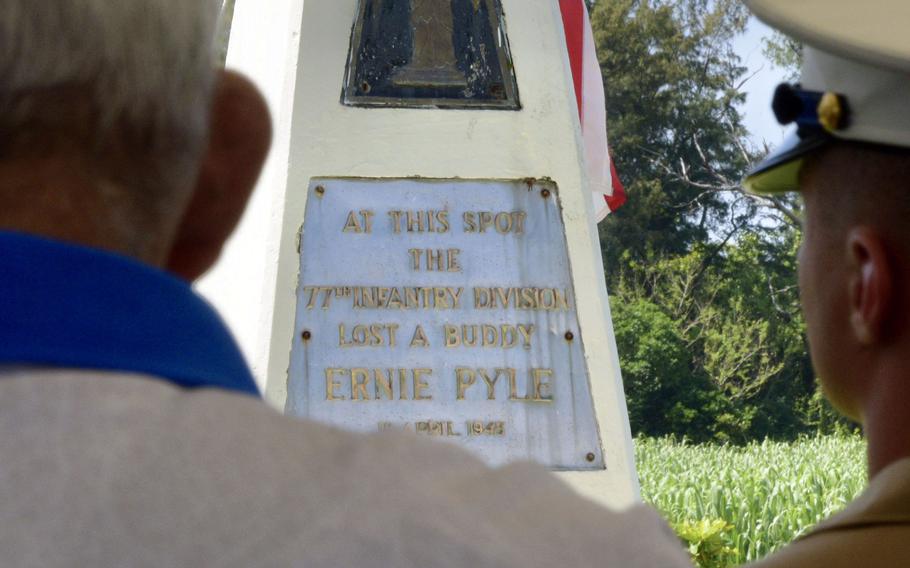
166;70;272;281
846;227;894;345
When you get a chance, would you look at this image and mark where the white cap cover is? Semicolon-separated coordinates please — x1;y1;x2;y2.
743;0;910;193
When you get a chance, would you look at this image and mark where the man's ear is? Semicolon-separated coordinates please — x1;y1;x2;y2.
166;70;271;281
846;227;894;344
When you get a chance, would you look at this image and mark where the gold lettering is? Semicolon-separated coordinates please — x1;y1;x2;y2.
437;210;450;233
494;212;513;234
463;324;479;347
360;287;377;308
448;287;463;308
478;212;493;233
513;211;527;234
500;325;517;348
405;287;420;308
406;210;425;233
338;323;351;347
447;249;461;272
413;368;432;400
455;367;476;400
387;324;399;347
479;368;502;400
482;324;499;347
434;288;450;309
410;325;430;348
463;211;477;232
408;249;421;271
388;210;404;233
398;368;409;400
520;287;536;309
343;211;362;233
374;369;393;400
494;287;511;308
387;288;403;309
518;324;535;349
507;368;528;401
540;288;556;310
444;324;460;348
325;368;345;401
427;249;444;271
351;368;371;400
319;286;334;309
304;287;319;309
473;287;490;308
362;210;374;233
532;368;554;402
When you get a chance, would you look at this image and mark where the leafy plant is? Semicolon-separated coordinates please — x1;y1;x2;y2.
674;518;737;567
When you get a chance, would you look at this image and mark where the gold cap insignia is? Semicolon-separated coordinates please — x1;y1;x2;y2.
817;92;847;132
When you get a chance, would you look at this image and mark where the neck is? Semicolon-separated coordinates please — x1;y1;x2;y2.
0;152;169;265
862;357;910;478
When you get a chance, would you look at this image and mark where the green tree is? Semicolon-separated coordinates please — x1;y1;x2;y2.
591;0;754;271
762;30;802;81
587;0;848;441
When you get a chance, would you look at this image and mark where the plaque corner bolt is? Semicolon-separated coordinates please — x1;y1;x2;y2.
540;188;551;199
564;331;574;341
585;452;596;463
314;185;326;197
301;330;312;342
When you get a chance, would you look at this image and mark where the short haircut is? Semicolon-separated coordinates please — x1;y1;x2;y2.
803;141;910;248
0;0;221;192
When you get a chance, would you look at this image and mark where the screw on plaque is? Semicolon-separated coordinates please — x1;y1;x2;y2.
586;452;596;462
314;185;325;197
301;330;312;341
564;331;574;341
541;188;551;199
360;81;371;94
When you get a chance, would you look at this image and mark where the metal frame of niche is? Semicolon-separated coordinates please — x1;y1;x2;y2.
341;0;521;110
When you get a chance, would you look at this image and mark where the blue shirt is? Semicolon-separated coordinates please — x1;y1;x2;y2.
0;231;259;396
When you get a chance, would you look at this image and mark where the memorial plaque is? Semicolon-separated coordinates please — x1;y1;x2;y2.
287;179;603;469
342;0;520;109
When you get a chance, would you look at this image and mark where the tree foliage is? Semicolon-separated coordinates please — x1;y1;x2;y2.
592;0;853;441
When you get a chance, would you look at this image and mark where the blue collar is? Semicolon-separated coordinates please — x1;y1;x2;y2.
0;231;259;396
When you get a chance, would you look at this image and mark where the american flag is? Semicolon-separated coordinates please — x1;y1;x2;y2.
559;0;627;221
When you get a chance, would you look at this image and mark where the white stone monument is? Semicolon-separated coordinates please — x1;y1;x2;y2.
201;0;640;508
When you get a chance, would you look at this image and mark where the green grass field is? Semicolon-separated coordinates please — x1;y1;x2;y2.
635;435;867;566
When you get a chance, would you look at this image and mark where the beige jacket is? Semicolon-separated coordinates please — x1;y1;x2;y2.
0;368;691;567
751;457;910;567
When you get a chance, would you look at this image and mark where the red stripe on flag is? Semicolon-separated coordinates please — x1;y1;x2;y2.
561;0;627;216
559;0;584;118
606;158;627;211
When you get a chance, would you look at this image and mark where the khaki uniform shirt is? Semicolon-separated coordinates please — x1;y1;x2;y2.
751;457;910;567
0;368;691;568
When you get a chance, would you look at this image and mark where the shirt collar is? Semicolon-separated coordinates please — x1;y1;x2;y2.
0;231;259;396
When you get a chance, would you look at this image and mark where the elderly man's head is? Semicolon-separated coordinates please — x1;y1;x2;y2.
0;1;270;278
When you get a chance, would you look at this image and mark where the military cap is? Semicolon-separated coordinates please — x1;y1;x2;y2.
743;0;910;194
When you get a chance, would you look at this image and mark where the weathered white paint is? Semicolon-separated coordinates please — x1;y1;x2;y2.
200;0;640;509
196;0;305;381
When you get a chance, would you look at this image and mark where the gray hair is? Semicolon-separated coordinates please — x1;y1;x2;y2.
0;0;221;190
